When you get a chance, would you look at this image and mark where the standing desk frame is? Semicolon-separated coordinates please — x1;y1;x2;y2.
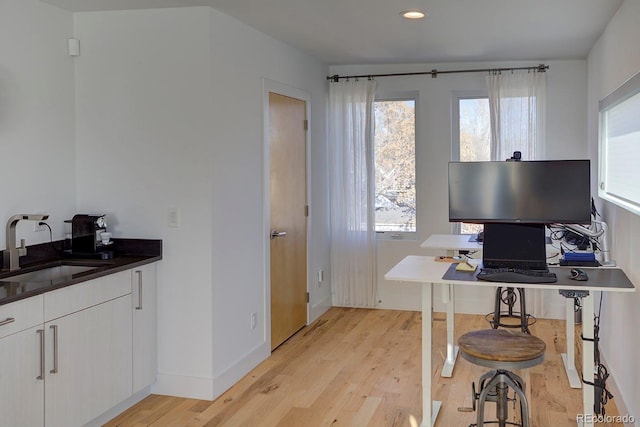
420;234;483;378
385;255;635;427
420;234;584;387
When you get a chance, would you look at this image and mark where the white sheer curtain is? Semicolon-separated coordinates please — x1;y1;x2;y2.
328;80;377;307
486;70;548;317
487;70;546;161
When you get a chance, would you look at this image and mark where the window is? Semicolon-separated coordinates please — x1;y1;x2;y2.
373;98;416;235
455;96;491;235
599;70;640;216
459;98;491;162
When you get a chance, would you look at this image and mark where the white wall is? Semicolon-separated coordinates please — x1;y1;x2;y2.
0;1;76;245
206;7;331;395
73;6;330;400
329;60;588;318
587;0;640;420
75;7;217;398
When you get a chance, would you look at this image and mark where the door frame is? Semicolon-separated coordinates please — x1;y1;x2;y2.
262;79;311;350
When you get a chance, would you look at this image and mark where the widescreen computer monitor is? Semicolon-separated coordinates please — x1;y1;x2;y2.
448;159;592;271
448;160;592;224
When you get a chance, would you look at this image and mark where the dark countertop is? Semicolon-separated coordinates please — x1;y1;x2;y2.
0;238;162;306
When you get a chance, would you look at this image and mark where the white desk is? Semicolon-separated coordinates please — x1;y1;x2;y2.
420;234;481;378
421;233;484;253
385;255;635;427
421;234;582;387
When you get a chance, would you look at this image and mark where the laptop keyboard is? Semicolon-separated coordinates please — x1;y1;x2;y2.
476;268;557;284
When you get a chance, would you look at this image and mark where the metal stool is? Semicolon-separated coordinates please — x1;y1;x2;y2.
458;329;546;427
487;287;535;333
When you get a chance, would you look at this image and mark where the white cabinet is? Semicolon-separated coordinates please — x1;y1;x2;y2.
0;296;45;427
132;263;157;393
42;270;133;427
0;325;45;427
44;294;132;427
0;263;158;427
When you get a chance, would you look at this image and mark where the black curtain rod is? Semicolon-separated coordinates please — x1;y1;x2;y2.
327;64;548;82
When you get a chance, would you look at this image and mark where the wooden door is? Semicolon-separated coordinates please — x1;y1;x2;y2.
269;92;307;350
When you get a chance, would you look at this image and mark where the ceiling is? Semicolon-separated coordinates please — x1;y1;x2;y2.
41;0;623;65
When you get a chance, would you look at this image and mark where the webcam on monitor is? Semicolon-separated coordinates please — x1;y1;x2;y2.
507;151;522;161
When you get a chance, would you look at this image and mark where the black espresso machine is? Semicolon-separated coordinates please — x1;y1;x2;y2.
66;214;115;259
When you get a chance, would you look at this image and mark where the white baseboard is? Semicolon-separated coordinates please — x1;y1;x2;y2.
211;341;270;398
153;341;270;401
151;300;328;403
152;372;215;400
310;295;331;322
85;388;151;426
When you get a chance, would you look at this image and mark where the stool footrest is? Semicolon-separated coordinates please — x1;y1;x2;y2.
474;370;530;427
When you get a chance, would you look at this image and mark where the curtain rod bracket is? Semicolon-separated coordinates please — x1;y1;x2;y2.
431;69;438;78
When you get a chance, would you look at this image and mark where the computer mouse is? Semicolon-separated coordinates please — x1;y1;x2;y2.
569;268;588;281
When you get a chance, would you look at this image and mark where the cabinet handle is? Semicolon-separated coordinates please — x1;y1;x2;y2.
135;270;143;310
0;317;15;327
37;329;45;380
50;325;59;374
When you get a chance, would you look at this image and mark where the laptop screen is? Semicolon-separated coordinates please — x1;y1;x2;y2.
482;223;547;271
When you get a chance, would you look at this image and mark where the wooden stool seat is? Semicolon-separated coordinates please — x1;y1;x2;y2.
459;329;546;427
458;329;546;370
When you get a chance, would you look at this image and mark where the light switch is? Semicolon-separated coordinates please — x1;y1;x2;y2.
168;207;180;228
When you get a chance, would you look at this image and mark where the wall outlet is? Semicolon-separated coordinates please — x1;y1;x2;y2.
251;312;257;330
34;221;48;232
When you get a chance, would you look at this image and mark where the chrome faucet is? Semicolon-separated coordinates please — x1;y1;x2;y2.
3;214;50;271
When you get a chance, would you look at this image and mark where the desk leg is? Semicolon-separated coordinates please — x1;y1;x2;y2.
579;292;595;427
421;283;441;427
562;297;582;388
441;283;458;378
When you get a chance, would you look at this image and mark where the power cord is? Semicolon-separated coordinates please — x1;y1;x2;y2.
581;294;613;415
39;222;64;255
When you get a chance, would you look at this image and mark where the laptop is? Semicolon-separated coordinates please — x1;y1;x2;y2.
482;223;548;271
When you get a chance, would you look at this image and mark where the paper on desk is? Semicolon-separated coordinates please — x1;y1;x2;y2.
455;262;477;272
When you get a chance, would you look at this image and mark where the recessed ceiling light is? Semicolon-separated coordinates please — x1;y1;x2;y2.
401;10;426;19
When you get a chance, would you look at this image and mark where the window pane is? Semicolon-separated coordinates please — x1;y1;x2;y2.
459;98;491;162
459;98;490;235
374;100;416;232
601;90;640;214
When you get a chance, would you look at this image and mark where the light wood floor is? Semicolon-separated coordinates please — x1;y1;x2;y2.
105;307;623;426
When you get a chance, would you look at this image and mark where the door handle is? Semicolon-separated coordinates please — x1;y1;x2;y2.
270;230;287;239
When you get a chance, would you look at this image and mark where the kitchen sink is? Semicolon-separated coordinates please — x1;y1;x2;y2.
1;264;101;283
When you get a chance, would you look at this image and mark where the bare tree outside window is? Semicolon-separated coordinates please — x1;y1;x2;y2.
374;100;416;233
459;98;490;234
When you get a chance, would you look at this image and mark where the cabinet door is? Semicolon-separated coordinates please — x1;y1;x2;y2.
132;263;157;392
44;295;133;427
0;326;45;427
